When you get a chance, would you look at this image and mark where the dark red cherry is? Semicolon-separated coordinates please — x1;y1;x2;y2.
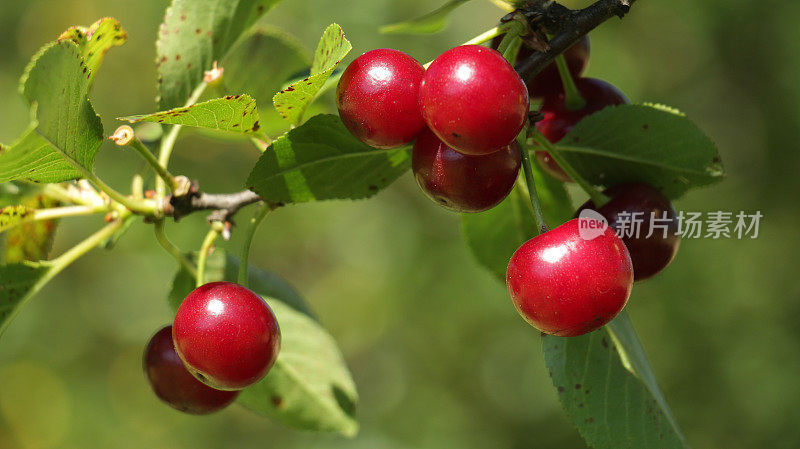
173;282;281;391
412;129;521;212
506;218;633;336
143;326;239;414
534;77;628;179
337;48;426;149
491;35;590;98
576;183;680;281
419;45;529;155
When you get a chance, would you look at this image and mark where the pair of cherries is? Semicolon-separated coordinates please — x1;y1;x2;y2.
337;45;528;213
144;282;281;414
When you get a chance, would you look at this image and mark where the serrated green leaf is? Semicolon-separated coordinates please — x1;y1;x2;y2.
157;0;283;110
4;196;59;263
238;299;358;436
222;27;311;137
379;0;472;34
543;311;687;449
167;251;356;435
121;95;263;135
555;104;724;199
246;114;411;204
0;127;82;183
273;24;351;125
0;263;50;337
58;17;128;85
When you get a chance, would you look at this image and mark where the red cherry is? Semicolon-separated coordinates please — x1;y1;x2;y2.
576;183;680;281
534;77;628;180
173;282;280;391
506;219;633;336
143;326;239;414
491;35;590;98
419;45;529;155
337;48;426;149
412;129;521;213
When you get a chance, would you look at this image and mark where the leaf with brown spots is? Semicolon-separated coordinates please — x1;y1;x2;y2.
156;0;283;110
58;17;128;85
4;196;59;263
543;311;688;448
273;24;352;125
120;95;265;137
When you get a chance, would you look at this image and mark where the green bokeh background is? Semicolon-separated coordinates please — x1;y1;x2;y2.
1;0;798;448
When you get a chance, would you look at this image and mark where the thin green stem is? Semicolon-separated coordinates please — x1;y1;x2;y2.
153;220;198;279
127;137;179;193
156;81;208;197
237;204;272;287
555;54;586;110
40;184;95;207
84;170;157;216
196;225;221;287
517;133;549;234
531;131;610;206
31;205;109;221
462;25;507;46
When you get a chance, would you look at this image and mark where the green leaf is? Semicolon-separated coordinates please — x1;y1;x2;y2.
238;299;358;436
222;27;311;137
379;0;472;35
272;24;352;125
460;187;536;281
58;18;128;85
247;114;411;204
543;311;688;449
167;251;357;435
529;159;573;227
4;196;59;263
0;263;50;337
0;127;82;183
556;104;724;199
156;0;283;110
120;95;263;135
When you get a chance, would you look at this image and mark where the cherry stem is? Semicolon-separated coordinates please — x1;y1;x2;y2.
126;135;180;193
154;220;198;279
530;131;610;206
196;224;222;287
555;54;586;110
237;204;273;287
517;133;549;234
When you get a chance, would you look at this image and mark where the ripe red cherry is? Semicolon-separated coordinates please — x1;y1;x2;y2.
143;326;239;414
173;282;280;391
506;218;633;336
576;183;680;281
419;45;529;155
534;77;628;180
337;49;426;149
412;129;521;213
492;35;590;98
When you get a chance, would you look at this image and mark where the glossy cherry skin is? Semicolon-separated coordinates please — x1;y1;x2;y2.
492;35;590;98
412;129;521;213
337;49;426;149
576;183;680;281
534;77;628;180
506;219;633;336
173;282;281;391
143;326;240;414
419;45;529;155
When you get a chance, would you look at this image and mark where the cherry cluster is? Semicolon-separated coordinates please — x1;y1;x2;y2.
144;282;281;414
337;45;528;213
337;35;680;338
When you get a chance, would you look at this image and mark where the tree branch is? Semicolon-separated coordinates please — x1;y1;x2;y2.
162;189;264;222
514;0;635;82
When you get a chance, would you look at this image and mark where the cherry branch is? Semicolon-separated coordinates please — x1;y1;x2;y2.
514;0;635;82
162;189;264;222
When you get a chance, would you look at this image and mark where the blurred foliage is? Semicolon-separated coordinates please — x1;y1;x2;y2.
0;0;798;448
